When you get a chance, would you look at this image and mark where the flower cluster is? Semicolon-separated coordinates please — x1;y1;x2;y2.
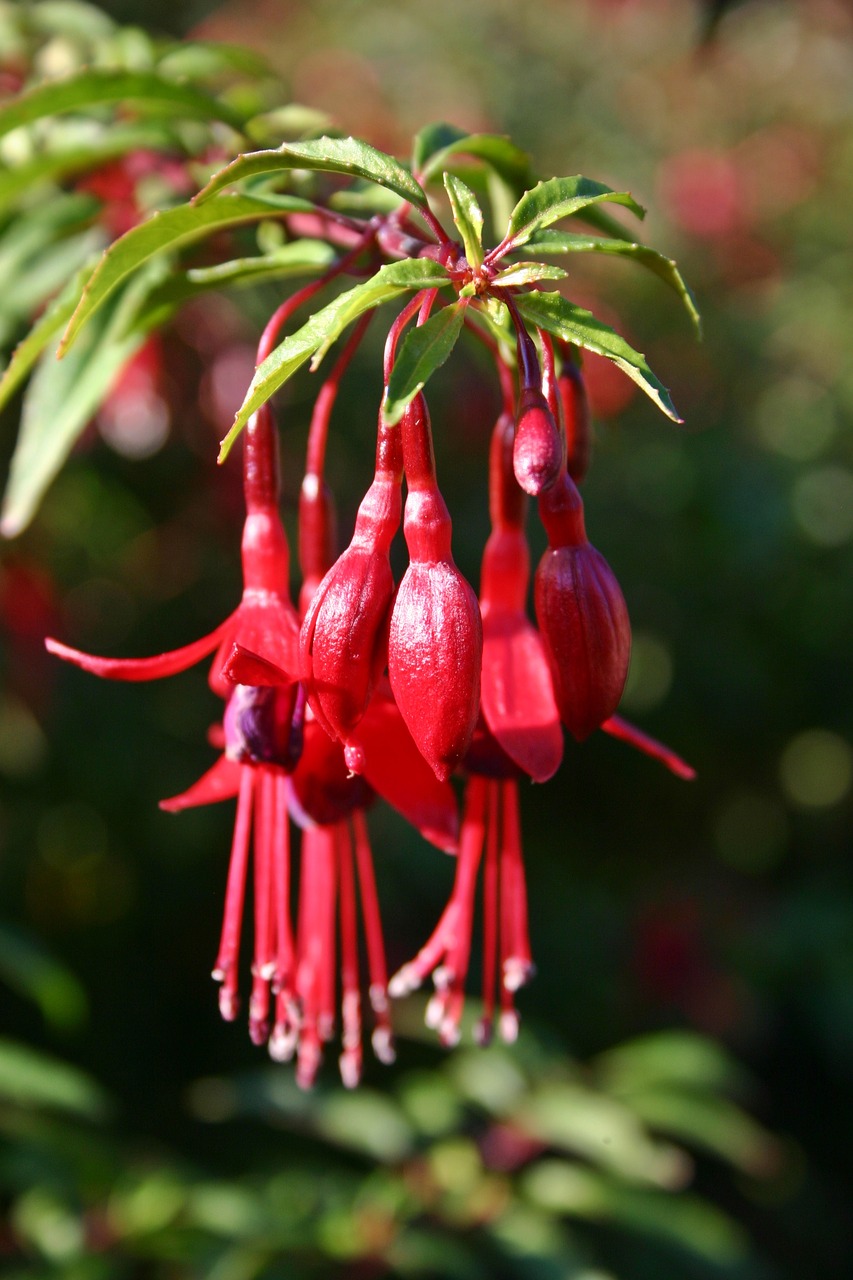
46;131;695;1086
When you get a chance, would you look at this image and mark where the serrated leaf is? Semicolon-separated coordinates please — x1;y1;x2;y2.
516;290;682;423
2;286;148;537
383;301;466;425
0;68;245;139
526;230;701;334
419;131;531;191
491;261;567;288
502;177;645;253
219;258;451;461
197;134;427;209
444;173;483;268
59;193;315;352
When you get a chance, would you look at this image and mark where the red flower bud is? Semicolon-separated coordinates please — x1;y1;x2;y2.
300;420;402;754
388;397;482;781
512;387;563;496
534;472;630;740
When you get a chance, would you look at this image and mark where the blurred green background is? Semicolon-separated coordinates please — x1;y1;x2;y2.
1;0;852;1276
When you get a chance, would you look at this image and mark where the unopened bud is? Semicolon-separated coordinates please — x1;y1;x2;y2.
513;388;562;496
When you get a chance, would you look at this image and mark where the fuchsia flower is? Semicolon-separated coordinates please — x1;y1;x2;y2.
47;402;456;1086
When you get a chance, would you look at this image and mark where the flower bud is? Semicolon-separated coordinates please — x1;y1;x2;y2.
534;542;630;741
388;397;482;781
300;420;402;755
512;387;562;496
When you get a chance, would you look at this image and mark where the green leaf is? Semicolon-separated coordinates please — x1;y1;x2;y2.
197;135;427;209
0;925;88;1031
0;68;246;139
502;176;645;253
2;285;148;536
219;258;451;461
444;174;484;268
491;261;567;288
133;240;338;331
515;290;682;423
383;301;467;425
59;193;315;352
526;230;701;334
0;125;179;217
412;123;469;174
0;258;97;415
626;1089;780;1176
0;1037;110;1118
418;130;531;190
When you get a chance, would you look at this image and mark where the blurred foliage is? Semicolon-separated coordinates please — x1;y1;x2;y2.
2;0;853;1277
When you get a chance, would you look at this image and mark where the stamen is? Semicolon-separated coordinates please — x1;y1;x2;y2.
249;768;275;1044
338;825;363;1087
213;768;254;1018
353;812;394;1061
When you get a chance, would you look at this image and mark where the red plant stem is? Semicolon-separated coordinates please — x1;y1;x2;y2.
383;289;431;383
489;410;525;532
298;312;373;610
498;290;541;392
463;314;517;416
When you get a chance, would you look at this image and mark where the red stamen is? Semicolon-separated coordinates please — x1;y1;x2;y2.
213;768;254;1021
337;824;363;1088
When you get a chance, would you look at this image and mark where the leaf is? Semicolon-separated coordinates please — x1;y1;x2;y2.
0;924;87;1031
412;122;470;174
133;241;338;330
515;290;682;423
444;173;484;267
219;258;451;461
418;128;531;190
626;1089;780;1177
2;284;149;536
383;301;466;425
59;193;315;352
0;68;246;139
526;230;701;334
0;125;174;217
196;135;427;209
0;258;97;415
502;176;645;253
491;261;567;288
0;1037;110;1118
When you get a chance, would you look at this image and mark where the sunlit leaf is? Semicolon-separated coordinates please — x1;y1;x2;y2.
2;281;150;536
60;193;316;352
418;129;531;190
384;301;466;424
197;135;427;208
444;173;484;268
502;177;645;253
595;1031;747;1096
0;259;96;415
515;290;682;423
0;68;245;139
491;261;567;288
0;125;174;217
527;230;701;334
626;1090;780;1176
219;258;451;461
